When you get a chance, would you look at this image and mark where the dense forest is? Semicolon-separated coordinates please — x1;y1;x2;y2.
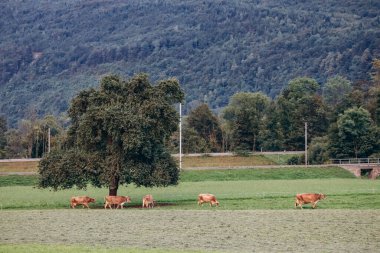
1;60;380;162
1;0;379;126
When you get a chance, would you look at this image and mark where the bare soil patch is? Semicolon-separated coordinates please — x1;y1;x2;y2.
1;209;379;252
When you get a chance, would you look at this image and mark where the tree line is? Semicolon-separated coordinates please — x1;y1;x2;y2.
1;60;380;165
169;60;380;163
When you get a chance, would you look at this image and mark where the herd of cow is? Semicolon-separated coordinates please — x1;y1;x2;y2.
70;192;326;209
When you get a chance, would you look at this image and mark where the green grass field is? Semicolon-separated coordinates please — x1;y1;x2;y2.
1;166;379;252
180;166;355;181
0;167;378;210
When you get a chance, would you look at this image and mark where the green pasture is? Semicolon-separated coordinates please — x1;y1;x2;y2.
0;166;355;187
180;166;355;181
0;167;379;210
1;167;380;253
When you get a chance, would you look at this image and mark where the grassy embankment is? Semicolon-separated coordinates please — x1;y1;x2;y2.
0;153;297;173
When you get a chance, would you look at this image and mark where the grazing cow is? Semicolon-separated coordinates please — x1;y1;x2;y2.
142;194;155;208
295;193;326;209
104;195;131;209
198;193;219;207
70;196;95;209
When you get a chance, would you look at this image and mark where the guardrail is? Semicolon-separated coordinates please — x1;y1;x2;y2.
330;158;380;165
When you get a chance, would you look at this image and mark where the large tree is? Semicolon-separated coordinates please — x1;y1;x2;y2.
38;74;184;195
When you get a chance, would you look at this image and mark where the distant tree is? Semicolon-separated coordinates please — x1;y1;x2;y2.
308;136;330;164
277;77;328;150
5;129;25;158
0;116;7;158
38;74;184;196
329;107;378;158
30;115;65;158
219;118;233;152
223;92;270;151
186;104;222;152
333;89;365;119
323;76;352;107
259;102;285;151
17;119;35;158
182;125;209;153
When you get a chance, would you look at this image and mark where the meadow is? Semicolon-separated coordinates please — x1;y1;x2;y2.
1;167;380;252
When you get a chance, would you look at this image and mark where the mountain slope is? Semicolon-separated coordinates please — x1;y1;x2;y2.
0;0;379;126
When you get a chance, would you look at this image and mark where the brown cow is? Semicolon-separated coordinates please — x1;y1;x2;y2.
295;193;326;209
198;193;219;207
104;195;131;209
70;196;95;209
142;194;155;208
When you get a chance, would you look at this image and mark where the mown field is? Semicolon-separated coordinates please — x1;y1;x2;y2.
1;209;379;253
1;167;380;252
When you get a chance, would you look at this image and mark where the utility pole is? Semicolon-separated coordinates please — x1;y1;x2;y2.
179;103;182;170
305;122;308;166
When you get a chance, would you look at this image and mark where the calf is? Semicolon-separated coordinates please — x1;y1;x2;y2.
198;193;219;207
70;196;95;209
295;193;326;209
142;194;155;208
104;195;131;209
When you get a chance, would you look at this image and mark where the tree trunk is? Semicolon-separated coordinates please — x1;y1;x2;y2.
108;175;119;196
109;187;118;196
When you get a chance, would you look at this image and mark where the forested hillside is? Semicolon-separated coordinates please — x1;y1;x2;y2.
1;0;379;126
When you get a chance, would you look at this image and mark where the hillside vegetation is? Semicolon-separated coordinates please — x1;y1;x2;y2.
1;0;379;125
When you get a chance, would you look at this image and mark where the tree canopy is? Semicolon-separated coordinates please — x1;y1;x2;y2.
38;74;184;195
